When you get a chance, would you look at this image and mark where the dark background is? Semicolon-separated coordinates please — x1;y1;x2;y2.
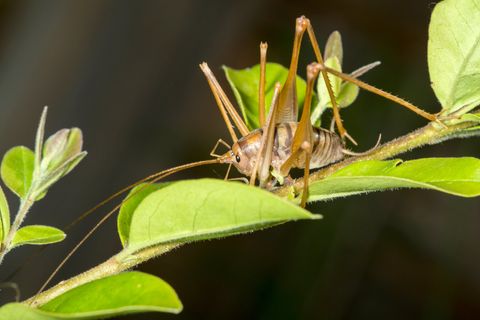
0;0;479;319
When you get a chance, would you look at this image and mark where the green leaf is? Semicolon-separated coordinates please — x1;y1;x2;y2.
0;185;10;241
40;272;182;317
42;128;83;172
428;0;480;113
461;113;480;122
337;82;360;108
308;158;480;202
223;63;310;130
117;183;168;247
0;272;182;320
324;30;343;65
12;225;66;247
34;107;48;177
1;146;35;198
125;179;318;251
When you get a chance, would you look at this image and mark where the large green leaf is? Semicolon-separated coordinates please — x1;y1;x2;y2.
428;0;480;113
0;272;181;320
0;186;9;241
223;63;310;130
12;225;66;247
308;158;480;202
124;179;318;251
40;272;181;317
1;146;35;198
117;183;167;247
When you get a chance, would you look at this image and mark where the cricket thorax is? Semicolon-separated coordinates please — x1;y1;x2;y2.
230;122;344;177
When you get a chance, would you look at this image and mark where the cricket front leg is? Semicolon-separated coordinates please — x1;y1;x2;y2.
250;82;282;187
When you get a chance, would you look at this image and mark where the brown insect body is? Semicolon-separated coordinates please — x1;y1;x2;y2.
226;122;344;179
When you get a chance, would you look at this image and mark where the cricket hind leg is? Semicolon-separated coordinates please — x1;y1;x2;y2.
275;16;309;124
280;62;322;207
273;16;354;144
302;17;350;142
302;19;438;123
317;64;439;122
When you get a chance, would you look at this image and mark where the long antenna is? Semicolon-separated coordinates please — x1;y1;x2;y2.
32;158;221;304
2;159;220;283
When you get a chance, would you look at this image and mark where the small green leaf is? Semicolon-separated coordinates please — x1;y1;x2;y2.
461;113;480;122
1;146;35;198
42;128;83;172
125;179;318;251
308;158;480;202
324;30;343;65
34;107;48;176
428;0;480;113
12;225;66;247
0;272;182;319
223;63;310;130
0;185;10;242
337;82;360;108
117;183;168;247
41;271;182;317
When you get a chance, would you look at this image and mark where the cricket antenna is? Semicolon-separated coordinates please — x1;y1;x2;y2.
1;157;224;284
31;158;222;304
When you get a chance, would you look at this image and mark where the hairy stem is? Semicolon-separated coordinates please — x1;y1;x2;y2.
26;243;178;307
0;190;37;265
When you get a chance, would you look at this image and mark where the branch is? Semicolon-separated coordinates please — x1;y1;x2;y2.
26;243;179;307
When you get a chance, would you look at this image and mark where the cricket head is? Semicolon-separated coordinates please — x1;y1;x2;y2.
217;129;263;177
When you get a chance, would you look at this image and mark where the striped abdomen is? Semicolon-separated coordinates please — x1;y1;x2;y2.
272;122;344;170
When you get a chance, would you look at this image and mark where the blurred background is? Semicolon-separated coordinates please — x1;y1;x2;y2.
0;0;479;319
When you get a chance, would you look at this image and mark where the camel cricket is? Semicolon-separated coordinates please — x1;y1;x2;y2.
199;16;438;207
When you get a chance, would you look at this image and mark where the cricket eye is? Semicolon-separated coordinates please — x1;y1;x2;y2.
235;154;241;163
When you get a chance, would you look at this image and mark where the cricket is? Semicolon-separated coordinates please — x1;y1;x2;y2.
199;15;438;207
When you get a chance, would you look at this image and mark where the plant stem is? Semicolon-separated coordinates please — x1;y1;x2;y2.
0;190;37;265
26;243;178;307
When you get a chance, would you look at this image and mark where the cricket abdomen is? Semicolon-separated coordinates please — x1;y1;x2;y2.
272;122;344;171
